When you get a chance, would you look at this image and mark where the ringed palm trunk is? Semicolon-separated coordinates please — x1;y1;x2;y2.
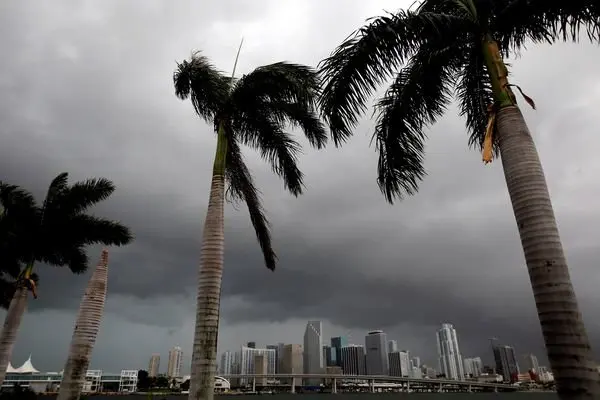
57;249;109;400
189;126;227;400
0;265;33;385
484;36;600;399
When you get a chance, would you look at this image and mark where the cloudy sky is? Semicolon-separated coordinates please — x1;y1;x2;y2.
1;0;600;375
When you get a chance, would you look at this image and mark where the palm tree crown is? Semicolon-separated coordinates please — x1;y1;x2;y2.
174;53;327;270
318;0;599;203
0;173;133;302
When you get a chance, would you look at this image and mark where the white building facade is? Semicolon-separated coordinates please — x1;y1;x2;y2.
365;330;389;376
167;346;184;378
436;323;465;380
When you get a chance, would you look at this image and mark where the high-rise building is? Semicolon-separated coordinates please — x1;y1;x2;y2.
340;345;366;375
387;340;398;354
277;343;286;373
523;353;540;374
220;351;235;375
254;354;268;386
247;342;256;349
365;330;389;375
436;323;464;380
463;357;483;377
411;356;421;369
266;345;279;373
167;346;183;378
388;351;411;377
322;345;336;367
239;346;276;385
492;343;520;383
281;344;303;383
148;354;160;377
303;321;324;378
330;336;348;368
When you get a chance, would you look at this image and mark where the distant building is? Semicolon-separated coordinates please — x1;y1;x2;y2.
220;351;235;375
463;357;483;377
167;346;183;378
303;321;323;384
331;336;348;368
247;342;256;349
436;323;464;380
523;353;540;374
341;345;366;375
148;354;160;378
277;343;286;373
323;345;336;367
411;356;420;369
239;346;276;385
387;340;398;354
281;344;303;384
492;343;520;383
266;345;279;373
254;354;268;386
365;330;389;375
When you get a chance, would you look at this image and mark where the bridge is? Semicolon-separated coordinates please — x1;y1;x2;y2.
220;373;518;393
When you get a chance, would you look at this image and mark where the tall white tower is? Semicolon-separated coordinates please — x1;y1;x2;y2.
436;323;464;380
167;346;183;378
303;321;323;378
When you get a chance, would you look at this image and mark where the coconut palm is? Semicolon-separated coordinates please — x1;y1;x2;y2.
173;50;327;400
58;249;109;400
318;0;600;397
0;173;132;385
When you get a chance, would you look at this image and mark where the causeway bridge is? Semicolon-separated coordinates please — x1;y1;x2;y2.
220;373;518;393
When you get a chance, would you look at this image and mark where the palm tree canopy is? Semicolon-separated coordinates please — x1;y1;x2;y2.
0;173;133;289
318;0;600;203
174;53;327;270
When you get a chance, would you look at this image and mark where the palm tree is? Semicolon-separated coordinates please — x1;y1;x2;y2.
0;173;132;385
318;1;600;398
57;249;109;400
173;49;327;400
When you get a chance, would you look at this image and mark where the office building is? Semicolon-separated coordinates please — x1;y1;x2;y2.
220;351;235;375
266;345;279;373
365;330;389;375
331;336;348;368
492;342;520;383
280;344;303;384
387;340;398;354
303;321;324;378
277;343;286;373
436;323;464;380
323;345;336;367
167;346;183;378
463;357;483;377
255;354;268;386
389;351;410;377
340;345;366;375
239;346;276;385
523;353;540;374
148;354;160;378
247;342;256;349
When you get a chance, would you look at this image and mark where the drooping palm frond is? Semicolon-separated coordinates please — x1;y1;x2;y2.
373;39;461;203
456;45;495;152
58;177;116;214
232;106;304;196
318;10;471;146
225;138;276;271
174;52;231;123
232;63;327;149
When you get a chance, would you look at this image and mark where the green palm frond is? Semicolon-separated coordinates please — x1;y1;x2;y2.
318;10;470;146
225;138;276;271
373;41;459;203
53;177;116;214
174;52;231;123
456;45;495;152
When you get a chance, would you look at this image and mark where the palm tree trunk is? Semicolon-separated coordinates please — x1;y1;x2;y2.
496;106;600;399
0;286;28;385
57;249;109;400
189;127;227;400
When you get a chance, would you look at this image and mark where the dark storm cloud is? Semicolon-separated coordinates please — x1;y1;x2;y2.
2;0;600;371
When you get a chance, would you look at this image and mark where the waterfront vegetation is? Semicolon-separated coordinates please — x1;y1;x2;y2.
1;1;600;400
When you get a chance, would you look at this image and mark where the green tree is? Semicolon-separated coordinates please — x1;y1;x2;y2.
318;1;600;398
173;49;327;400
0;173;132;385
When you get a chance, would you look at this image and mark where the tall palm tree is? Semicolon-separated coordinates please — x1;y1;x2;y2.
318;0;600;398
57;249;109;400
173;50;327;400
0;173;132;385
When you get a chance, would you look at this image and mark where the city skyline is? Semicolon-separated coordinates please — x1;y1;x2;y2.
3;0;600;376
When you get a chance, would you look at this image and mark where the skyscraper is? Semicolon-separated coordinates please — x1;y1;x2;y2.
266;345;279;373
492;343;520;383
303;321;324;376
322;345;336;367
330;336;348;368
524;353;540;374
365;330;389;375
340;345;366;375
239;346;276;385
463;357;483;377
436;323;464;380
387;340;398;354
220;351;235;375
167;346;183;378
148;354;160;377
281;344;303;383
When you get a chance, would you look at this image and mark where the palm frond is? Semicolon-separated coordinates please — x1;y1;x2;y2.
318;10;470;146
225;138;276;271
174;52;231;122
373;41;459;204
233;107;305;196
60;215;133;247
456;45;495;152
57;177;116;214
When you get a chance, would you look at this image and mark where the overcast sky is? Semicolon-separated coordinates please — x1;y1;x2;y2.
1;0;600;375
